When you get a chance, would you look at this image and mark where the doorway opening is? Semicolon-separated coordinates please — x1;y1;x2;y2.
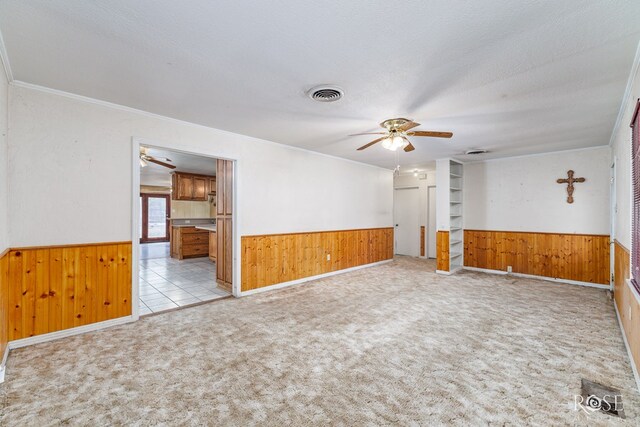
394;187;420;256
134;143;235;316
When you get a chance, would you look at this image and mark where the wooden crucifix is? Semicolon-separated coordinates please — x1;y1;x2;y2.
556;170;585;204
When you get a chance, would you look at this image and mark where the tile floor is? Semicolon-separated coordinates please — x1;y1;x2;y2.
139;243;230;315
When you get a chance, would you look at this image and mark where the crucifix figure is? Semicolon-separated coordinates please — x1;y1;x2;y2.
556;170;585;204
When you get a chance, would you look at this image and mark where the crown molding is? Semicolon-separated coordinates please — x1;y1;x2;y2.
463;144;609;164
608;39;640;147
0;26;12;82
10;80;393;172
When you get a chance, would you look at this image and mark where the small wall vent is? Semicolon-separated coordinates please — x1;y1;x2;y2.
465;149;489;155
307;85;344;102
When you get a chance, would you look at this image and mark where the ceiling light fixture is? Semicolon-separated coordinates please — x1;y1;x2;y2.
381;135;408;151
413;169;418;177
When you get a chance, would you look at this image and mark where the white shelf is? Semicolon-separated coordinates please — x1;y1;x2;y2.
451;252;462;258
450;201;462;204
451;239;462;244
450;173;462;178
450;214;462;217
450;227;462;231
450;188;462;191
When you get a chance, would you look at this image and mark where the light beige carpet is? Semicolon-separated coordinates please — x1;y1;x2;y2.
0;257;638;425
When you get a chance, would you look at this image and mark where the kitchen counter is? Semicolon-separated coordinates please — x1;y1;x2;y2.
195;225;217;232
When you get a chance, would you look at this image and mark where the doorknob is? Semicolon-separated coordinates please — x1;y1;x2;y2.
395;224;399;226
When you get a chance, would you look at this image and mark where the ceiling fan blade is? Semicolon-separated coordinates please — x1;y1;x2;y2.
408;130;453;138
399;121;421;131
349;132;387;136
402;138;415;152
357;137;386;151
145;158;176;169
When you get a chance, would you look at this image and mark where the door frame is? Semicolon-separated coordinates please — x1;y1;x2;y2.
610;157;616;291
131;137;239;321
139;193;171;243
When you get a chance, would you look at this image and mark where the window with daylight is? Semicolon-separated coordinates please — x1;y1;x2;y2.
631;99;640;292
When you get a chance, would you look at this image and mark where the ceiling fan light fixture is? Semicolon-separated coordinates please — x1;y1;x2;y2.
381;135;407;151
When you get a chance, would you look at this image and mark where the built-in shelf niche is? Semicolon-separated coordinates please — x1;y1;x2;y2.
449;160;463;271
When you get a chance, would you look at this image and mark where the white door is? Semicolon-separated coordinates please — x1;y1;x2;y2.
394;188;420;256
427;186;437;258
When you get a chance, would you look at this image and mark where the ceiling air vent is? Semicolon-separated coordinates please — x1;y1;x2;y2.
307;85;344;102
465;148;489;155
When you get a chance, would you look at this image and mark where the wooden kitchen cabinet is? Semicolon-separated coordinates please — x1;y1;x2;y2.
207;177;216;195
170;226;209;259
172;172;213;201
216;159;233;292
209;231;217;262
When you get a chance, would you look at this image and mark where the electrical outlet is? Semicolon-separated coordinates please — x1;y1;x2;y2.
327;254;331;261
507;266;512;273
185;220;191;224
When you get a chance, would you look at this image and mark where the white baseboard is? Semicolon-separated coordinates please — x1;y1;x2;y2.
239;259;393;296
8;315;136;350
0;344;8;383
614;302;640;393
462;266;609;290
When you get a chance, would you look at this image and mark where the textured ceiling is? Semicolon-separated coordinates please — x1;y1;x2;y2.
1;0;640;169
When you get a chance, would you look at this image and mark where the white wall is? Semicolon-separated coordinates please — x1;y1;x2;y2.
0;65;7;252
7;84;393;247
611;56;640;249
463;147;610;234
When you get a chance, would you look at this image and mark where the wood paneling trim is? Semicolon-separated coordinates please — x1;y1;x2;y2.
464;230;609;284
464;229;609;238
0;252;8;360
241;227;394;292
10;241;132;251
242;227;395;239
436;231;449;271
7;242;132;341
420;226;425;257
613;242;640;383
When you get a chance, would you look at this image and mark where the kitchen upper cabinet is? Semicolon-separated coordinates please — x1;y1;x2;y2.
192;176;207;201
207;177;216;195
172;172;213;201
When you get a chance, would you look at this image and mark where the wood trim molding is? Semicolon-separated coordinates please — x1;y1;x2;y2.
242;226;395;239
9;241;132;252
420;226;425;257
464;230;609;284
241;227;393;292
463;229;609;238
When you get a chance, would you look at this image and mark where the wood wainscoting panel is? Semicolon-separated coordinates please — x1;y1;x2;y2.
0;250;8;358
613;241;640;378
7;242;132;341
436;231;449;272
241;227;393;292
420;226;425;257
464;230;609;284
